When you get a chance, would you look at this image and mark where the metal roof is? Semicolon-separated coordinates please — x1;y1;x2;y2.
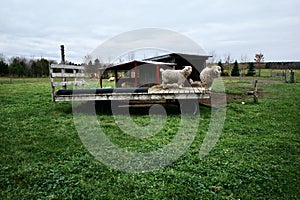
105;60;176;71
144;53;210;62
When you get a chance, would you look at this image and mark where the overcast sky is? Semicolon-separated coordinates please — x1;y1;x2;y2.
1;0;299;63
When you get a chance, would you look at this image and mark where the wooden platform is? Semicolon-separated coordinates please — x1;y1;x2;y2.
50;64;210;103
53;87;210;102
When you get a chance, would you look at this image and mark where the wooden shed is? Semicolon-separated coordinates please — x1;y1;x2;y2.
100;53;210;88
100;60;176;88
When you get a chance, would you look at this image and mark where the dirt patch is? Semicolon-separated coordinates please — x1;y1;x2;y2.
256;79;282;85
202;79;283;106
199;92;258;107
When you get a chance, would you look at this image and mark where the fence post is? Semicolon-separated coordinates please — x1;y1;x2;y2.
290;70;295;83
253;80;258;103
284;70;288;83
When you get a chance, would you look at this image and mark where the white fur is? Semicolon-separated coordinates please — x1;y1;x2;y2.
160;66;192;89
200;65;221;90
189;79;203;87
121;81;135;88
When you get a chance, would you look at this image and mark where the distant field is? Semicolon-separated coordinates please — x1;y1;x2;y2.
0;77;299;199
0;77;115;88
222;69;299;82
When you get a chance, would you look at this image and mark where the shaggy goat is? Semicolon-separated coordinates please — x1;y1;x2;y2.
200;65;221;90
160;66;192;89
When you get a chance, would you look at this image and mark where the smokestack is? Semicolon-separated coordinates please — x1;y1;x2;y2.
60;45;65;64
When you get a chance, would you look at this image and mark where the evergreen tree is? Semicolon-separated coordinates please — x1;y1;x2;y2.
18;60;26;77
0;60;8;76
31;61;38;77
231;60;240;76
218;60;225;76
38;58;50;77
246;62;256;76
94;58;101;68
9;58;21;77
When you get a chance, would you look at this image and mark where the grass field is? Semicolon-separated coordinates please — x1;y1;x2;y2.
0;76;299;199
220;69;300;84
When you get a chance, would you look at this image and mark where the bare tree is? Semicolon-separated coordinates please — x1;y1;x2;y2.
127;51;135;61
254;53;264;63
240;54;248;63
254;53;265;76
84;54;93;64
224;53;233;66
207;50;217;65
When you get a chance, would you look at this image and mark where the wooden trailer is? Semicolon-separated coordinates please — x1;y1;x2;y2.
49;64;210;107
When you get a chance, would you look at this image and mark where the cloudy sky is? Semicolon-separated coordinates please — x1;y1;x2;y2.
1;0;299;63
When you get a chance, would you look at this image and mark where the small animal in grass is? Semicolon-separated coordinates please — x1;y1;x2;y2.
200;65;221;90
160;66;192;89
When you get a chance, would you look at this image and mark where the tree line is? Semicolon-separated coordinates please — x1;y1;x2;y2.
0;55;109;78
0;56;256;78
217;60;256;77
0;57;56;78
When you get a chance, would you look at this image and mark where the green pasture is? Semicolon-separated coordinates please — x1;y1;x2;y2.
0;76;299;199
222;69;300;82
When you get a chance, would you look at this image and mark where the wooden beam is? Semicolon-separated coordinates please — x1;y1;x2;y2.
114;70;118;86
51;73;85;78
52;81;85;87
54;88;210;102
156;64;160;85
61;68;67;90
99;69;103;88
50;64;84;70
134;61;138;87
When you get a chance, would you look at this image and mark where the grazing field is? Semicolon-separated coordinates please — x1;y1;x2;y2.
0;77;299;199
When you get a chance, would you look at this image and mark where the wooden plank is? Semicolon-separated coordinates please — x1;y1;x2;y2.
192;87;204;93
52;85;212;102
54;92;211;102
192;87;199;93
154;90;164;94
50;64;85;70
149;87;206;94
61;69;67;90
52;81;85;87
73;69;77;85
51;73;85;78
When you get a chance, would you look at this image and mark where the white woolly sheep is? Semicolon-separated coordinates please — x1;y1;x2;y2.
200;65;221;90
160;66;192;89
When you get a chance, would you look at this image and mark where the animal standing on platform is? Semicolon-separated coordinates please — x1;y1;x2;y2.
200;65;222;90
160;66;192;89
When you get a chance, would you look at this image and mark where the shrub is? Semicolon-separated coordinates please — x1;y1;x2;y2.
246;62;256;76
231;60;240;76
